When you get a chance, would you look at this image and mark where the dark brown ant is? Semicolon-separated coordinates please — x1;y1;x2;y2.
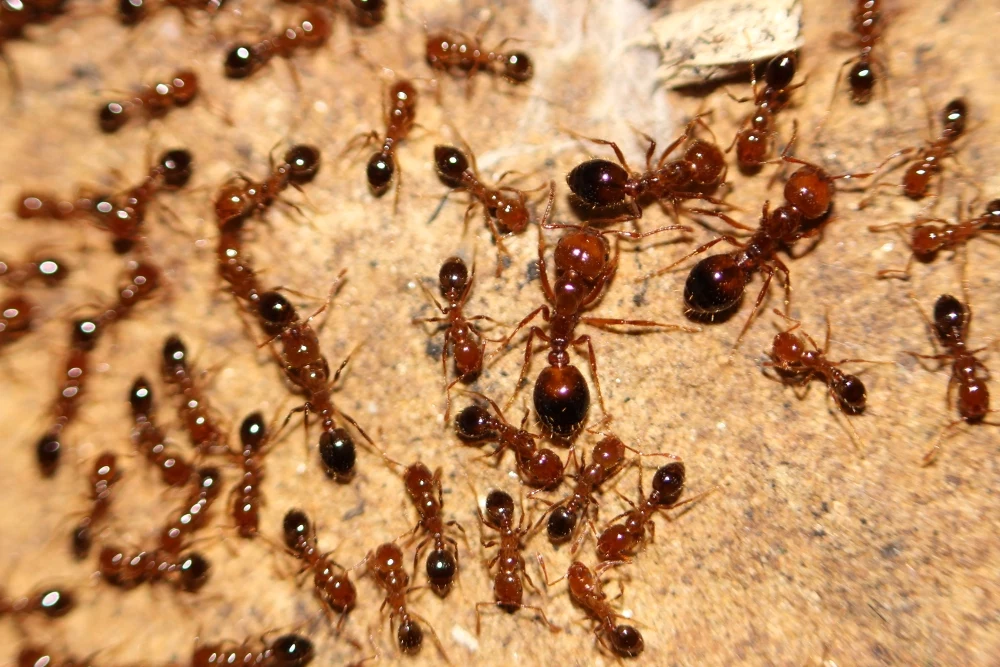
159;466;222;554
565;117;727;221
869;199;1000;279
473;489;560;634
99;70;198;133
98;545;210;592
360;541;447;658
0;585;74;620
214;144;321;226
161;335;228;455
0;295;36;350
728;53;804;171
0;254;68;287
425;24;533;88
118;0;226;26
36;261;161;477
192;633;315;667
129;376;195;488
223;7;332;80
455;395;564;489
70;452;121;560
351;79;418;201
831;0;885;105
231;411;277;539
909;294;998;465
282;509;357;628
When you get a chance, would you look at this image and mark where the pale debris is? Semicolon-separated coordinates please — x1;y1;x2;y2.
634;0;803;88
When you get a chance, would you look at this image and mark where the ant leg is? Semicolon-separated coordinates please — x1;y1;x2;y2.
505;326;548;412
573;334;606;417
518;603;561;633
535;554;565;588
639;235;744;281
654;130;690;170
563;129;635;174
488;306;548;363
580;315;700;333
731;265;777;353
685;207;756;231
876;251;916;281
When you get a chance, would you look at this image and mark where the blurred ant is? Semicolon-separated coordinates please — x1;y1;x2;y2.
830;0;885;105
0;295;36;351
98;546;210;592
129;376;195;488
727;52;804;171
0;253;68;287
98;70;199;133
161;335;228;455
279;0;385;27
158;466;222;554
0;584;74;620
282;509;357;629
192;632;315;667
224;7;332;80
229;411;272;539
214;144;321;226
15;190;103;222
118;0;226;26
425;21;533;94
70;452;121;560
0;0;69;89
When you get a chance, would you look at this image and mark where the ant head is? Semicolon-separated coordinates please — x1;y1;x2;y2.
93;452;118;481
366;152;395;193
554;230;609;286
71;316;102;351
319;429;356;481
683;254;745;315
171;70;199;106
36;588;75;619
269;634;315;667
282;509;312;550
684;140;726;186
566;159;629;208
592;435;625;470
240;411;267;453
438;256;469;298
611;624;645;657
547;505;579;541
503;51;534;83
764;52;797;90
433;145;469;186
527;448;564;487
178;552;211;592
397;618;424;654
943;98;968;138
425;548;457;589
652;461;686;507
129;376;153;417
162;334;187;371
258;292;297;326
36;432;62;477
159;149;193;188
285;145;321;184
455;405;497;441
391;80;418;106
372;542;405;575
484;489;515;527
118;0;147;25
848;61;875;104
224;45;257;79
534;364;590;438
834;374;867;415
772;330;805;366
99;102;127;133
933;294;968;343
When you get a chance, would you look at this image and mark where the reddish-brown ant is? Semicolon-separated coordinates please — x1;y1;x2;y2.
161;335;228;455
118;0;226;26
70;452;121;560
15;190;103;222
0;254;68;287
231;411;280;539
0;295;35;350
0;585;74;619
98;546;210;592
831;0;885;105
98;70;199;133
217;219;265;308
192;632;315;667
455;395;564;489
223;7;332;79
728;53;803;170
214;144;321;226
349;79;418;201
159;466;222;554
129;376;195;487
473;489;560;634
909;294;998;465
425;24;533;89
282;509;357;628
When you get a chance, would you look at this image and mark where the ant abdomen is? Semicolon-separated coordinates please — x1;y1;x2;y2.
610;624;645;657
933;294;967;342
433;145;468;186
653;461;685;505
502;52;533;82
959;379;989;422
547;505;578;541
366;153;395;193
286;144;322;183
533;364;590;437
565;159;629;208
397;618;424;653
832;374;867;414
683;254;747;314
319;428;356;481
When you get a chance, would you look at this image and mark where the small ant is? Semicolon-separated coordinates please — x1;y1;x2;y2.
118;0;226;26
282;509;357;628
831;0;885;105
98;70;199;133
217;219;265;307
0;295;35;350
909;294;997;465
565;116;727;221
192;633;315;667
70;452;121;560
129;376;195;488
353;79;418;201
425;23;533;89
869;199;1000;279
360;541;447;657
231;411;277;539
0;254;68;287
473;489;560;634
455;396;564;489
0;585;74;620
162;335;228;455
214;144;321;226
98;546;210;592
159;466;222;555
0;0;68;79
15;190;103;222
728;53;804;170
224;7;332;79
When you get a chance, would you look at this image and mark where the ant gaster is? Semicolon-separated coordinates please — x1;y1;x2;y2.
70;452;121;560
224;7;332;79
99;70;199;133
728;53;803;170
282;509;357;627
129;376;195;487
0;254;68;287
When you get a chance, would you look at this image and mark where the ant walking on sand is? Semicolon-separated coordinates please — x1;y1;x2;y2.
215;144;321;226
425;21;533;92
158;466;222;555
728;52;804;171
231;411;282;539
192;632;315;667
161;335;229;455
224;6;332;80
129;376;195;488
345;79;418;204
98;545;210;592
282;509;357;629
98;70;199;133
831;0;885;105
70;452;121;560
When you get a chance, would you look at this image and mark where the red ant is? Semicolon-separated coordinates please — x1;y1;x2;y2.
728;52;804;171
214;144;321;226
473;488;560;634
0;295;35;350
282;509;357;628
223;7;332;79
118;0;226;26
909;294;998;465
231;411;281;539
15;190;103;222
0;584;74;620
36;261;161;477
98;70;199;133
425;23;533;90
129;376;195;488
158;466;222;555
162;335;228;455
349;79;418;202
217;218;265;308
868;199;1000;280
192;632;315;667
455;395;564;489
98;546;210;592
831;0;885;105
565;116;727;222
0;253;68;287
70;452;121;560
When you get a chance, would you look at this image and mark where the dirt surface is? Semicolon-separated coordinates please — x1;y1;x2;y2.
1;0;998;665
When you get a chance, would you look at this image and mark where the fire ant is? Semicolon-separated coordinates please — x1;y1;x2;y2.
214;144;321;226
231;411;280;539
909;294;998;465
282;509;357;628
728;52;804;171
217;218;264;308
351;79;418;202
98;70;199;133
98;545;210;592
118;0;226;26
0;254;68;287
158;466;222;555
70;452;121;560
473;489;560;634
425;23;533;90
831;0;885;105
161;335;228;455
455;395;564;489
565;116;727;221
223;7;332;80
129;376;195;487
15;190;103;222
0;585;74;619
36;261;161;477
0;295;35;350
359;541;447;657
192;633;315;667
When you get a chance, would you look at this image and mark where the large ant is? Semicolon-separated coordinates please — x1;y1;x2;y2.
473;489;560;634
99;70;199;133
214;144;321;226
224;7;332;79
455;396;564;489
0;585;74;620
98;545;210;592
129;376;195;488
728;53;804;171
36;261;161;477
831;0;885;105
282;509;357;628
0;253;68;287
910;294;997;465
425;23;533;90
565;117;727;221
161;335;228;455
118;0;226;26
158;466;222;554
192;633;315;667
0;295;35;350
231;411;278;539
70;452;121;560
351;79;418;201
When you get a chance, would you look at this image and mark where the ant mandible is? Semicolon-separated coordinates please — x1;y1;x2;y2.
224;7;332;79
98;70;199;133
728;52;804;171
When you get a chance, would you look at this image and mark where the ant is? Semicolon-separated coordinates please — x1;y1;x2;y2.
538;559;645;658
282;509;357;628
455;395;564;489
118;0;226;26
217;217;265;308
15;190;103;222
129;376;195;488
0;295;35;350
728;52;804;171
0;253;68;287
831;0;885;105
359;541;447;658
909;294;998;465
162;335;228;455
98;546;210;592
231;411;280;539
214;144;321;226
0;584;74;620
70;452;121;560
350;79;418;202
223;7;332;80
36;261;161;477
159;466;222;555
98;70;199;133
565;116;727;222
425;23;533;90
192;633;315;667
473;489;560;634
868;199;1000;280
